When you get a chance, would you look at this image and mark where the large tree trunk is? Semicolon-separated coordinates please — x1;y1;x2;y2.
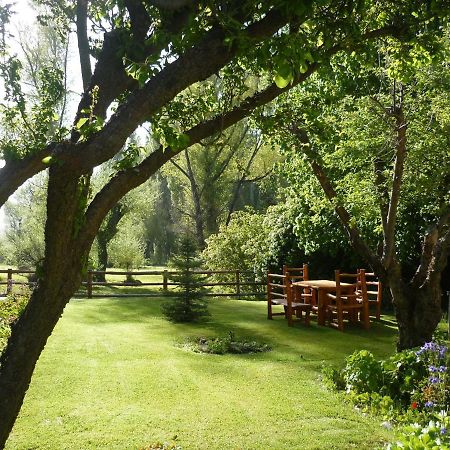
389;274;443;350
0;275;81;448
0;167;89;449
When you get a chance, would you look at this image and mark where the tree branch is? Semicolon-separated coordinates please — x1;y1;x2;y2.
412;209;450;287
69;8;288;173
373;157;389;230
0;145;55;206
290;124;386;276
76;0;92;91
226;136;262;225
169;158;190;179
383;100;407;268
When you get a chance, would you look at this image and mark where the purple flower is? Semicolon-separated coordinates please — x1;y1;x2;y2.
429;376;440;384
429;365;438;373
424;401;434;408
441;427;447;435
438;365;447;373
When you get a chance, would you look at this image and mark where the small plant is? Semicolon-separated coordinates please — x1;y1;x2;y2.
342;350;384;394
386;411;450;449
413;341;449;412
161;235;209;323
321;366;346;391
0;286;31;352
182;332;271;355
139;440;182;450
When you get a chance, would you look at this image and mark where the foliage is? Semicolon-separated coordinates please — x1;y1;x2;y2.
108;222;146;276
342;350;384;394
0;287;31;353
259;31;450;276
203;200;363;286
386;412;450;450
182;331;270;355
163;116;278;249
323;342;449;449
2;174;47;269
203;209;270;293
161;236;209;323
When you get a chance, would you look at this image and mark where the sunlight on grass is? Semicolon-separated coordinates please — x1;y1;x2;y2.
6;298;398;449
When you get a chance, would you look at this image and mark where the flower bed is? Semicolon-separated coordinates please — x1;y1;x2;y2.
323;340;449;448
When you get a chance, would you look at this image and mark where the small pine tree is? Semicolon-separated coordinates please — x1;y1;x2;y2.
161;235;210;322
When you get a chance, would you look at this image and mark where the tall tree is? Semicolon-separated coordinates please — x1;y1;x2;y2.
169;120;272;248
0;0;447;446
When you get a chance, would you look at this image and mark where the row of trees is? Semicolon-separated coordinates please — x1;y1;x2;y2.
0;122;274;272
0;0;449;447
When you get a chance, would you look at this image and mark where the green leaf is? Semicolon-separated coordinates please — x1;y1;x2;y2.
299;62;309;74
177;133;190;148
277;61;292;80
274;74;291;89
42;156;53;165
304;51;314;63
75;117;89;129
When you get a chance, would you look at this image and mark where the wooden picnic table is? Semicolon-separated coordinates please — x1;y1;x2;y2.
292;280;352;326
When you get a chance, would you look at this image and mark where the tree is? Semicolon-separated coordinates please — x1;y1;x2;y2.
108;221;146;281
142;173;176;264
203;208;270;292
168;120;273;248
161;235;209;322
263;45;450;349
0;0;448;446
2;174;47;270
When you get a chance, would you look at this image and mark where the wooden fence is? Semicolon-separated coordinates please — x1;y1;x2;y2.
0;268;265;299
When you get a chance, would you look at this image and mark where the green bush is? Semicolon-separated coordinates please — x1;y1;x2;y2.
323;342;449;449
386;412;450;450
381;348;427;407
182;332;271;355
342;350;384;394
203;210;269;293
0;287;31;352
161;236;209;323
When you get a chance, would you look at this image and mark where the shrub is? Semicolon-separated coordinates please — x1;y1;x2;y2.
386;411;450;450
203;210;269;294
182;332;271;355
322;341;449;449
342;350;384;394
161;236;209;323
108;225;146;278
0;287;31;353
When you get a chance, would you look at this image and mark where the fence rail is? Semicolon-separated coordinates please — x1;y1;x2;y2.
0;268;265;299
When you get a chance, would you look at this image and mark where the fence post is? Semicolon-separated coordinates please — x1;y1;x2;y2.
87;270;93;299
235;270;240;299
6;268;12;295
163;270;168;292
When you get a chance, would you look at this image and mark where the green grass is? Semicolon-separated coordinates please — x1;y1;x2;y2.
6;298;399;450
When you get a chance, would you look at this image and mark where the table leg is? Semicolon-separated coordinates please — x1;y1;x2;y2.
317;288;326;326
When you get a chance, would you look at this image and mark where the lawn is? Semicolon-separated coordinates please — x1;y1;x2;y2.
6;297;399;450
